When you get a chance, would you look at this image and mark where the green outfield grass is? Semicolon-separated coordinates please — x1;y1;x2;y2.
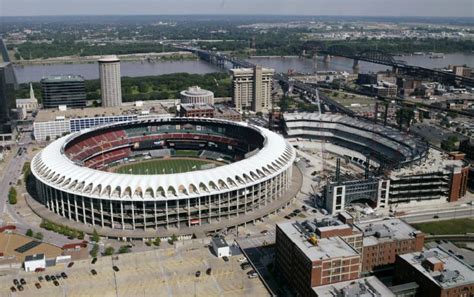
116;158;221;175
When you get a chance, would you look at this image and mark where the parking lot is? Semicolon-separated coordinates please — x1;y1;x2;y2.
0;245;270;297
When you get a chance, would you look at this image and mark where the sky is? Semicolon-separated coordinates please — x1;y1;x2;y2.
0;0;473;17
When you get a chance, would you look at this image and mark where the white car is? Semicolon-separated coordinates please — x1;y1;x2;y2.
238;257;247;263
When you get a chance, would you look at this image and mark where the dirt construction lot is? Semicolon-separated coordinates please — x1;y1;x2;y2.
0;245;270;297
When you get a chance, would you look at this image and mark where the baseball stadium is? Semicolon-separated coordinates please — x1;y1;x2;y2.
30;118;297;237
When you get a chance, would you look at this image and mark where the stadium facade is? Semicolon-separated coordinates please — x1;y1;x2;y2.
31;118;296;233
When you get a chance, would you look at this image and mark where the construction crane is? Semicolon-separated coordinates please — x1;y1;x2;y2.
314;88;327;175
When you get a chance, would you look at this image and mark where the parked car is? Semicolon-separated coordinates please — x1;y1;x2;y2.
91;258;97;264
433;215;439;219
90;269;97;276
17;285;24;291
260;230;269;235
61;272;68;279
247;271;258;279
53;280;59;287
241;262;251;270
20;278;26;285
13;279;19;286
10;286;16;292
222;256;229;262
113;266;120;272
206;268;212;275
195;271;201;277
51;276;56;281
67;262;74;268
35;283;41;289
38;276;44;282
284;215;291;219
45;275;51;282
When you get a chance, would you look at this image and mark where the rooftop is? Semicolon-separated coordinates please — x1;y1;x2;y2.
98;55;120;62
40;75;85;83
277;221;359;261
181;86;213;96
399;247;474;289
35;101;170;122
24;253;45;262
355;218;421;246
180;103;214;111
230;67;275;76
312;276;395;297
211;236;229;248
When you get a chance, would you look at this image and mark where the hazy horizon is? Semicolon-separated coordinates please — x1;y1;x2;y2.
1;0;473;18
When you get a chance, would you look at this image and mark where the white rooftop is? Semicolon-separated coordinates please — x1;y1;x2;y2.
312;276;395;297
399;248;474;289
355;218;421;247
277;221;359;261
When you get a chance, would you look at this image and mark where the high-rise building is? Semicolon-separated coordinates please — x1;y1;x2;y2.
230;65;274;113
99;55;122;107
41;75;86;109
0;62;18;127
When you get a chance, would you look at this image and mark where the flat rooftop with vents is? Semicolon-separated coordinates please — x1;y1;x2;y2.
398;247;474;289
355;218;422;247
312;276;395;297
277;221;359;261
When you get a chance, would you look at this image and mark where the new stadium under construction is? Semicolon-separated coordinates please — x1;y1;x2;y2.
284;113;469;214
30;118;297;236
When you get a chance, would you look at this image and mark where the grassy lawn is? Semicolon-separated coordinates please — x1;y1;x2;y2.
116;158;220;175
412;218;474;235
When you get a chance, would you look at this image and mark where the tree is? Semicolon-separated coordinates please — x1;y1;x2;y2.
90;244;99;257
77;231;85;240
104;246;115;256
26;229;33;237
153;237;161;246
91;229;100;243
168;234;178;245
119;245;130;254
8;187;17;205
34;232;44;240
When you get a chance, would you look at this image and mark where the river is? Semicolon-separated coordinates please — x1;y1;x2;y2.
13;53;474;84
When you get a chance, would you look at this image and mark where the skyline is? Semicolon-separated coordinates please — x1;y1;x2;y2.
1;0;473;18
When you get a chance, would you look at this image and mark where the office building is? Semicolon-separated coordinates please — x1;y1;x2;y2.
178;103;214;118
33;101;170;141
177;103;242;122
0;62;17;127
180;86;214;104
99;55;122;107
275;221;361;296
452;65;472;77
394;248;474;297
41;75;86;109
231;65;274;113
354;218;425;273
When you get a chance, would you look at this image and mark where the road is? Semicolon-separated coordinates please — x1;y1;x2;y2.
0;132;75;246
400;205;474;223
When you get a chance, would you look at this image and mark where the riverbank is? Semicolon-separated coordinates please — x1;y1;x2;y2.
12;51;197;66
